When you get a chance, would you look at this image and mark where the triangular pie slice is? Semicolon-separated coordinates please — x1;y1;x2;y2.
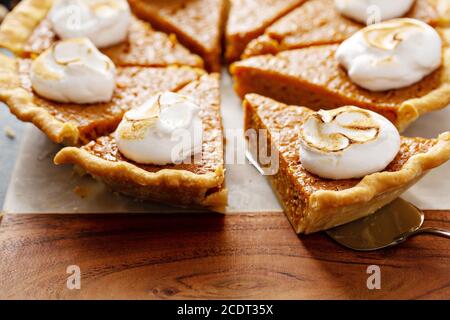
244;94;450;234
0;53;204;145
242;0;441;59
54;74;227;210
0;0;204;68
128;0;228;72
232;44;450;131
225;0;306;62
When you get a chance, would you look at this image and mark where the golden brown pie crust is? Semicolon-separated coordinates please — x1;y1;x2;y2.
54;74;227;210
0;53;204;145
244;94;450;233
232;44;450;132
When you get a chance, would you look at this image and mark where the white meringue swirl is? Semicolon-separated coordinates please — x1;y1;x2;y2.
299;106;401;180
49;0;131;48
115;92;203;165
30;38;116;104
336;18;442;91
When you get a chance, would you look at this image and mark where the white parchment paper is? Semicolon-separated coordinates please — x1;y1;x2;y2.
3;71;450;213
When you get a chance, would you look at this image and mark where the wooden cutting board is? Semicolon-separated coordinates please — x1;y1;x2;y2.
0;210;448;299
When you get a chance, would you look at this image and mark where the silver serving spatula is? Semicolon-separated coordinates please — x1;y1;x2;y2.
326;198;450;251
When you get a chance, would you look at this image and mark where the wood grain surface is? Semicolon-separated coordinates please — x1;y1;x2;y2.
0;211;449;300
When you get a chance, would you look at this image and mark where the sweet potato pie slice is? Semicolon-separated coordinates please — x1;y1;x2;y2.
244;94;450;234
0;0;204;68
232;44;450;131
54;74;227;210
242;0;444;59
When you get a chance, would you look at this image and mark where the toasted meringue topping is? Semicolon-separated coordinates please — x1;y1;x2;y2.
115;92;203;165
362;19;423;50
49;0;131;48
336;18;442;91
334;0;415;24
301;108;380;152
30;38;116;104
299;106;400;180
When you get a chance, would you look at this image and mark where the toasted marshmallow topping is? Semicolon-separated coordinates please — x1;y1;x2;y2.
335;0;415;24
30;38;116;104
336;18;442;91
49;0;131;48
115;92;203;165
299;106;400;180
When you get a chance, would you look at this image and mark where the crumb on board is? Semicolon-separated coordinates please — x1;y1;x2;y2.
4;126;15;139
73;185;91;198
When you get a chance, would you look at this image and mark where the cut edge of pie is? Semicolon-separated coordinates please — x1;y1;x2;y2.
0;0;53;56
54;73;227;210
244;93;450;234
232;45;450;132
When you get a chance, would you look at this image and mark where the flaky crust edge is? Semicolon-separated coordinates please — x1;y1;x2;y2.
397;46;450;131
0;0;54;56
53;146;227;209
0;53;81;145
305;132;450;232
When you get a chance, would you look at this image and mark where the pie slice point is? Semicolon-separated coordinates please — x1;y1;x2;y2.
225;0;306;62
128;0;228;72
244;93;450;234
